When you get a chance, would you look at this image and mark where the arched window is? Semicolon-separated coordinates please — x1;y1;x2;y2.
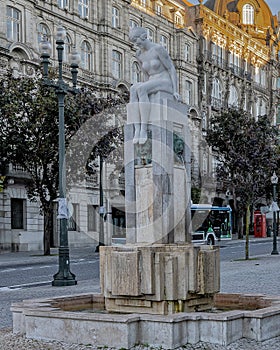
243;4;254;25
112;50;122;79
228;85;239;107
129;19;138;29
80;41;92;70
64;35;72;63
185;80;192;105
7;6;21;41
112;6;120;28
131;62;141;84
37;23;51;47
211;78;223;108
146;28;154;42
160;34;168;50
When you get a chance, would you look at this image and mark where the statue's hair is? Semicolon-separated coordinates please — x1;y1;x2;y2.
129;27;147;41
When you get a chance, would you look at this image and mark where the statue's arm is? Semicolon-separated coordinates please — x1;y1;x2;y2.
157;46;180;100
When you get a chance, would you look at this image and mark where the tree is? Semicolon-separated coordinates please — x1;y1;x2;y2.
206;108;279;259
0;70;125;255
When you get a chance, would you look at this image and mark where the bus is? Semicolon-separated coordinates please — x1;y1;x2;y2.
191;204;232;245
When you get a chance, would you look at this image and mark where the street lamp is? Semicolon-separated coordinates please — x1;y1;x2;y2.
271;171;279;255
95;155;105;252
40;26;81;286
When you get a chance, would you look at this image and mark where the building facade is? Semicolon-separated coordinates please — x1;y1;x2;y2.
0;0;199;250
0;0;279;250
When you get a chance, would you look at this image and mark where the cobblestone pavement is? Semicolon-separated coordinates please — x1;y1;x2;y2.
1;328;280;350
1;247;280;349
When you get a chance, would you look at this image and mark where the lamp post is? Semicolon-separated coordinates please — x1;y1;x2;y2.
271;171;279;255
95;155;105;252
40;26;80;286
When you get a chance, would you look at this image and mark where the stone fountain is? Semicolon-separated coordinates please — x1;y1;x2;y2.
11;28;268;349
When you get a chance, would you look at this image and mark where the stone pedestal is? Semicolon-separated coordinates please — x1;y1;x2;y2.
100;244;220;314
100;93;220;315
125;92;191;244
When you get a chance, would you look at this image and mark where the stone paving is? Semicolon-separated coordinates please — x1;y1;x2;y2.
1;244;280;349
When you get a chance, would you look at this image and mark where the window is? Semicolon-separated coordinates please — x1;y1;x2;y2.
78;0;89;18
155;3;162;15
80;41;92;70
243;93;247;111
129;19;138;29
6;6;21;41
185;80;192;105
175;13;182;25
11;199;26;230
160;35;168;50
256;98;266;116
228;85;239;107
146;28;154;42
184;43;191;62
202;73;207;94
140;0;147;6
212;43;223;66
254;66;260;83
211;77;223;108
132;62;141;83
112;50;122;79
68;203;78;231
112;6;120;28
260;69;267;87
87;205;98;231
57;0;68;8
64;35;71;63
243;4;254;25
229;52;240;67
37;23;51;47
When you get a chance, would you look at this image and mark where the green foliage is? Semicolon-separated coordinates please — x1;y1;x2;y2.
206;108;279;213
0;70;125;253
191;187;201;204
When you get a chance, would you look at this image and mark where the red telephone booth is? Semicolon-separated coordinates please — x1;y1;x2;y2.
254;210;266;238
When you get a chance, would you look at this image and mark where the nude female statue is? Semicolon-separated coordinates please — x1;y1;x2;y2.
128;27;180;145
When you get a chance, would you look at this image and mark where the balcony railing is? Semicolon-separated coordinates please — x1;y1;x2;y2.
211;97;223;110
7;164;30;176
203;51;252;80
228;64;245;78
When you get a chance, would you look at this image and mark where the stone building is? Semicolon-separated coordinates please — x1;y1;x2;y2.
0;0;199;250
185;0;280;203
0;0;279;250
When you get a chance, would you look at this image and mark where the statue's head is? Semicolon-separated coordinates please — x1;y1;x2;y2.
129;27;147;43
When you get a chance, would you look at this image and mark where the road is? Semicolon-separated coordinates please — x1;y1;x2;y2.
219;238;276;261
0;247;99;289
0;238;279;329
0;239;275;289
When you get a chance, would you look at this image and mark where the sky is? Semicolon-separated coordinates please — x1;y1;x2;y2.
265;0;279;15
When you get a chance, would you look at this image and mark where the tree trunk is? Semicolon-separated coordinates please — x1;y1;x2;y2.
43;201;54;255
245;204;250;260
237;215;243;239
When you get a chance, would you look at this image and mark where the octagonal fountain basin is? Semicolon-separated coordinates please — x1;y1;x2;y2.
11;293;280;349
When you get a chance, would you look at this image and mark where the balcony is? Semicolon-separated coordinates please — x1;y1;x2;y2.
228;64;245;78
6;164;30;177
211;97;223;110
204;51;227;70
